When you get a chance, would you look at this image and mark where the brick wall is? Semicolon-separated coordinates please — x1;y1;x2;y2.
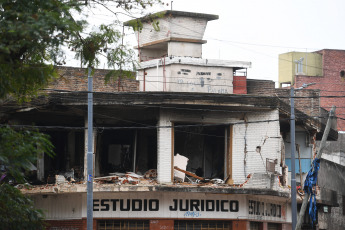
247;79;275;95
47;66;139;93
295;49;345;131
233;76;247;94
45;219;85;230
247;79;321;120
274;88;320;118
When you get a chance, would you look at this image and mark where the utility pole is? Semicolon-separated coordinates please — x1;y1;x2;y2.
290;87;297;230
295;105;336;230
290;82;316;229
87;67;94;230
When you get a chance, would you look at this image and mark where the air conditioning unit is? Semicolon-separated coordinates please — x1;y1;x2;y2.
266;158;278;174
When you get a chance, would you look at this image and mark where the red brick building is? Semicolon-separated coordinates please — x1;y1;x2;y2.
280;49;345;131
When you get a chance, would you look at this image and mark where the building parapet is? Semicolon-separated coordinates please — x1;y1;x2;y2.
137;57;251;70
19;183;290;198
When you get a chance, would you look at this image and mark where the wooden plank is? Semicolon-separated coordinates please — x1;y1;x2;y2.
173;166;204;181
226;125;234;185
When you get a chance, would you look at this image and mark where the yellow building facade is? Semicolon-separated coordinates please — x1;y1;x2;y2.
278;51;323;87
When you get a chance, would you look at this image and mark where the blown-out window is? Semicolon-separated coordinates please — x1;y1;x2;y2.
173;123;232;182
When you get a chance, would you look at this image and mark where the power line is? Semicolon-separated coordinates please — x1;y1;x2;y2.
130;16;345;77
0;118;285;131
41;88;345;99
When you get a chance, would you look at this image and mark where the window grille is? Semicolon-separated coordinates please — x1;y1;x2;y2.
174;220;232;230
98;220;149;230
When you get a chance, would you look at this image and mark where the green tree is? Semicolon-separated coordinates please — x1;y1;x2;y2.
0;0;163;229
0;0;163;101
0;126;54;230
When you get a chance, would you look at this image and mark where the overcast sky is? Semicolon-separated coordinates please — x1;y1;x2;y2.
68;0;345;84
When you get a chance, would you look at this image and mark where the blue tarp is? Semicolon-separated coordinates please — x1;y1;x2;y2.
304;158;320;226
285;158;312;173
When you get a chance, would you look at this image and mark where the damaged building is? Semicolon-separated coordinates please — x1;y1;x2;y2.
0;10;338;230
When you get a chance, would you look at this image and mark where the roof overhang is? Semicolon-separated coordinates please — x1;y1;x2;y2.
137;57;252;70
124;10;219;26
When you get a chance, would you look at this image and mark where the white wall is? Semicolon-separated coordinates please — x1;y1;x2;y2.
138;64;233;94
158;109;281;185
157;111;173;183
140;48;168;61
168;42;202;58
33;192;290;223
231;110;281;184
135;16;208;46
32;194;83;220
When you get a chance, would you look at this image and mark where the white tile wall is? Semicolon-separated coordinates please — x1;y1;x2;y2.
157;111;173;183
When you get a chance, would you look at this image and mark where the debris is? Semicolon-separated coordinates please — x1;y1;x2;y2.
144;169;157;179
64;169;74;180
239;174;252;187
109;172;126;177
174;166;204;181
126;172;143;179
94;171;146;185
55;175;66;185
211;178;224;184
127;177;140;185
94;175;119;184
185;176;197;184
174;154;189;181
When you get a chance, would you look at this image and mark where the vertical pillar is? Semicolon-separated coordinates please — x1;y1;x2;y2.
84;118;88;181
290;87;297;230
67;131;75;170
84;118;96;181
157;111;172;184
37;150;44;181
226;125;234;185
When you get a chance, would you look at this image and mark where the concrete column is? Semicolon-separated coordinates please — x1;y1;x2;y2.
67;131;75;170
84;117;97;181
37;150;44;181
157;111;172;184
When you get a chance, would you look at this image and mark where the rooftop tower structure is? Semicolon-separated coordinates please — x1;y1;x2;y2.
125;10;251;94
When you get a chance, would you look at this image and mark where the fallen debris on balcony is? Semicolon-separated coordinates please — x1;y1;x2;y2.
174;154;189;182
174;166;204;181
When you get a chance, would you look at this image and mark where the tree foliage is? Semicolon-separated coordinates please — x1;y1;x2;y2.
0;0;163;100
0;183;46;230
0;0;84;100
0;126;54;230
0;126;54;183
0;0;163;228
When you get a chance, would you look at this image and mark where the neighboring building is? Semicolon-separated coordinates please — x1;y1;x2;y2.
279;49;345;132
247;79;345;230
279;49;345;229
0;10;339;230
